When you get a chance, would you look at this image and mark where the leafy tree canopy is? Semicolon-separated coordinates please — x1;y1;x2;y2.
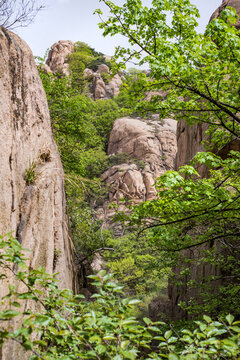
96;0;240;316
97;0;240;149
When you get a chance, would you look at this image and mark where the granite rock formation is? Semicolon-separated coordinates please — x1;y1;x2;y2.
85;65;123;100
98;117;177;225
105;74;122;98
175;120;209;176
45;40;123;100
0;28;77;359
46;40;74;75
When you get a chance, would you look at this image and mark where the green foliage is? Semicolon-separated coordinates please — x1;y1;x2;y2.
97;0;240;317
39;69;128;178
66;41;112;91
116;151;240;316
38;62;131;268
67;42;94;91
65;177;106;259
115;70;148;113
104;232;169;297
25;161;37;185
0;235;240;359
98;0;240;149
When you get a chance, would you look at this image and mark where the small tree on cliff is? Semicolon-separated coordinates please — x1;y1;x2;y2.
0;0;44;29
96;0;240;316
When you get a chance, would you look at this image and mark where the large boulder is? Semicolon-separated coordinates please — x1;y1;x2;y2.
0;27;77;359
46;40;74;75
97;64;110;74
106;74;122;98
93;73;106;100
100;117;177;205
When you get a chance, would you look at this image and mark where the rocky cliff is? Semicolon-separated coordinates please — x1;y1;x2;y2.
0;27;77;359
46;39;74;75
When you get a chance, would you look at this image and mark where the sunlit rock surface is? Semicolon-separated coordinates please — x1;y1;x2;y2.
97;116;177;229
0;28;77;359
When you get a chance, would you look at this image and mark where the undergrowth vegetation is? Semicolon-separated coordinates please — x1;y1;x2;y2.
0;235;240;359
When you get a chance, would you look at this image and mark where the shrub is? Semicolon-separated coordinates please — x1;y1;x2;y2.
0;234;239;359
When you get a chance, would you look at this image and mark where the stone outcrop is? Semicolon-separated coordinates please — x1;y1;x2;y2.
45;40;123;100
93;72;107;100
98;117;177;225
105;74;122;98
97;64;110;74
46;40;74;75
86;66;123;100
0;28;77;359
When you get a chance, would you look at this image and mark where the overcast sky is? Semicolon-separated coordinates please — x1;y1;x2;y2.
16;0;221;59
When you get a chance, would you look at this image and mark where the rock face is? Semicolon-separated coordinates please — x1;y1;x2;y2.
87;66;123;100
46;40;74;75
105;74;122;98
0;28;77;359
97;64;110;74
210;0;240;28
98;117;177;224
175;120;209;176
93;73;107;100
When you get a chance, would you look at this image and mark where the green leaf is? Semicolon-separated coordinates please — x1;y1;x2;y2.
0;310;20;319
169;354;179;360
96;344;106;354
226;314;234;325
203;315;212;323
143;317;152;325
164;330;172;340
